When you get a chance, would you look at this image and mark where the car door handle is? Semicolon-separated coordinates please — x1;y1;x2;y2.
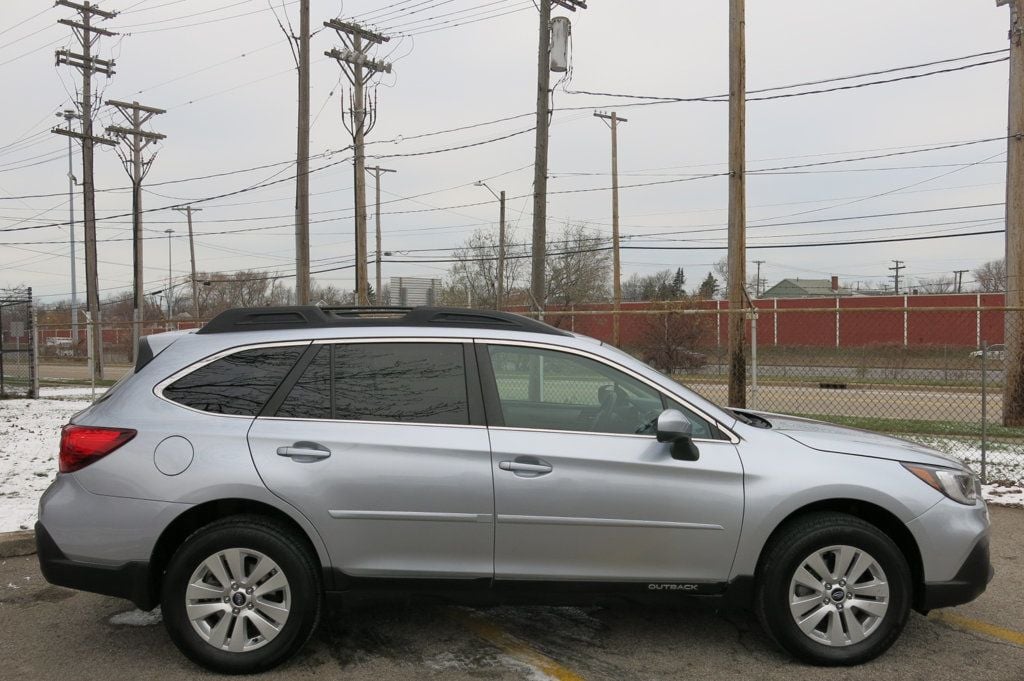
499;460;552;474
276;443;331;461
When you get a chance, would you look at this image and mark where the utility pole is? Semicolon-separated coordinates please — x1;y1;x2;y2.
366;166;396;305
531;0;552;314
998;0;1024;426
753;260;765;297
889;259;905;294
295;0;311;304
164;229;174;320
474;181;507;309
52;0;118;382
325;19;392;306
594;111;627;345
953;269;969;293
174;206;202;319
105;99;165;362
727;0;747;408
57;109;80;348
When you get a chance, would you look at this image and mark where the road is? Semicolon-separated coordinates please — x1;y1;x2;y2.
2;507;1022;680
693;382;1004;423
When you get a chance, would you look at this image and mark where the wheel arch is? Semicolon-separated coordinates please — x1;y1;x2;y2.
146;497;332;609
752;498;924;603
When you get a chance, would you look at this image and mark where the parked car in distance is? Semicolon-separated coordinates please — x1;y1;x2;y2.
37;306;991;673
45;336;75;358
969;344;1004;360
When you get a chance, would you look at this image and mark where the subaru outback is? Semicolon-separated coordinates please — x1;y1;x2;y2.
36;306;992;673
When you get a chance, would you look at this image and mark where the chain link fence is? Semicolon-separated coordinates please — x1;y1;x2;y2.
0;288;37;399
535;303;1024;485
31;302;1024;484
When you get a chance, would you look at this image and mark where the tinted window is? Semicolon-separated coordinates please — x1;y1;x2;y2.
277;346;331;419
277;343;469;425
164;346;302;416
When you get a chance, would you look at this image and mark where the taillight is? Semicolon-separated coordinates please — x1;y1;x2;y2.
59;425;137;473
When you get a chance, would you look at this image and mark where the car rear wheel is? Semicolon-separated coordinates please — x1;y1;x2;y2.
754;512;911;665
161;515;322;674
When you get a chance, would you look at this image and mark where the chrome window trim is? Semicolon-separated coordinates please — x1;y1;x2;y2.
481;338;740;444
487;425;727;444
257;415;486;430
153;340;312;419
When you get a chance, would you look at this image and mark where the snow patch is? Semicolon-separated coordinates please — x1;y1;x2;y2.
0;397;90;531
983;483;1024;507
39;386;107;400
108;607;162;626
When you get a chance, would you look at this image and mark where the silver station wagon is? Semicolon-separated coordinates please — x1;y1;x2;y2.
36;306;992;673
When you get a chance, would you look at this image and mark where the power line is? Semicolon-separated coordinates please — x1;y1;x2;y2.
564;49;1010;103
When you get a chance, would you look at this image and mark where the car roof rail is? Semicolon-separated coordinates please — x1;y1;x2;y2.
196;305;571;336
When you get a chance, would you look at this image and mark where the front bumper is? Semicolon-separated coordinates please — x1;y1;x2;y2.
36;522;156;610
915;534;993;612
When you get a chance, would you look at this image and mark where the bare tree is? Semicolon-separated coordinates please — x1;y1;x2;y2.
713;256;758;299
973;258;1007;292
441;227;527;308
635;299;711;374
192;270;292;317
545;222;611;307
917;275;955;294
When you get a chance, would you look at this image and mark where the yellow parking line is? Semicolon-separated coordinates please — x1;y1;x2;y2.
448;609;587;681
929;610;1024;646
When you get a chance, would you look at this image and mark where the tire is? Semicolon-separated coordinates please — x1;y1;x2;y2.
160;515;322;674
754;512;912;666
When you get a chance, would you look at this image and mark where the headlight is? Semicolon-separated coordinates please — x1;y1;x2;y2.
902;463;978;505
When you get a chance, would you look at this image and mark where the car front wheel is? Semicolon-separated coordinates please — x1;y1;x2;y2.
755;512;912;665
160;515;322;674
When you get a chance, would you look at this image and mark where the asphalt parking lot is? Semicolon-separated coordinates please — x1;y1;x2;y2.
2;506;1022;681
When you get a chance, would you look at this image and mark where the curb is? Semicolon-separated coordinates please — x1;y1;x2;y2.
0;530;36;558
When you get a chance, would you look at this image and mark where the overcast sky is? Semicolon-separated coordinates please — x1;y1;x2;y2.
0;0;1014;303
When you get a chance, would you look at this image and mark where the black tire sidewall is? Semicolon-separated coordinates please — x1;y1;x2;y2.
758;517;912;666
161;520;321;675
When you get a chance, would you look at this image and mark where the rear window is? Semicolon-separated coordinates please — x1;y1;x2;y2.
163;346;303;416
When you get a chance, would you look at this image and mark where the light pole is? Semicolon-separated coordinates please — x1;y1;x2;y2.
473;181;506;310
57;109;79;348
164;228;174;320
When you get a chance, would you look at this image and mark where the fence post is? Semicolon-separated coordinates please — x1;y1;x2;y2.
29;290;38;399
749;308;759;409
84;310;96;402
0;300;5;397
981;340;988;484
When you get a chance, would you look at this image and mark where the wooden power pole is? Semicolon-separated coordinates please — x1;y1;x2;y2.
1000;0;1024;426
594;111;626;346
295;0;311;304
174;206;202;320
52;0;118;382
105;99;165;362
366;165;396;304
727;0;747;408
531;0;553;314
325;19;392;306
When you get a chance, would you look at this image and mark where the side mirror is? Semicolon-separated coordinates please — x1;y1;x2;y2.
656;409;700;461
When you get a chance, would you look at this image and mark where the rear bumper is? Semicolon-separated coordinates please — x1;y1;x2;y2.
35;522;156;610
915;535;993;612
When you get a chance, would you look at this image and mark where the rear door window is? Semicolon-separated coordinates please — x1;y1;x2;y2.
163;346;303;416
276;342;470;425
